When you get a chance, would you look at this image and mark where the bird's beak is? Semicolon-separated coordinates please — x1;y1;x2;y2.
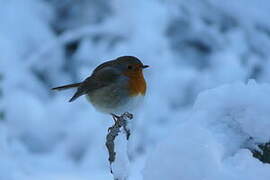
142;65;149;69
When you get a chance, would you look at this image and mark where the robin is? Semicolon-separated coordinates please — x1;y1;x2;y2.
52;56;149;118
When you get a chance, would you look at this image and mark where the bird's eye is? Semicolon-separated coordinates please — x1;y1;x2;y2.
127;65;133;70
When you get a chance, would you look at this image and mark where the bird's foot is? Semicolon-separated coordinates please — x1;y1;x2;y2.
110;113;120;123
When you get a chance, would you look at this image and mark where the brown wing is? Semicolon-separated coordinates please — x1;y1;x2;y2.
69;67;120;102
92;59;116;74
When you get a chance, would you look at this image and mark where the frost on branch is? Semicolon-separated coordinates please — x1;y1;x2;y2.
252;142;270;164
105;112;133;180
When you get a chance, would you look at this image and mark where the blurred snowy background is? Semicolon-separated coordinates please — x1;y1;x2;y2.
1;0;270;179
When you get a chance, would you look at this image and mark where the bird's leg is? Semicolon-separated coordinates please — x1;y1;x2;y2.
108;113;120;132
110;113;120;123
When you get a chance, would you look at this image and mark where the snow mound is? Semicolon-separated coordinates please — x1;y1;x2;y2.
143;80;270;180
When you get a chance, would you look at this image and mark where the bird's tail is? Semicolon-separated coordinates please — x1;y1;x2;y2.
51;83;81;91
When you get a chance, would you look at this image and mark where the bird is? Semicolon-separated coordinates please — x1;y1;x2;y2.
51;56;149;119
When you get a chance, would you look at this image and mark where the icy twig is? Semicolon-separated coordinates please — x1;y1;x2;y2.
105;112;133;180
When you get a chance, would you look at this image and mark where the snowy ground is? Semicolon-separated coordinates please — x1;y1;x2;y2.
1;0;270;179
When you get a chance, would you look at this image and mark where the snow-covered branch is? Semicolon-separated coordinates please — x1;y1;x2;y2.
106;112;133;180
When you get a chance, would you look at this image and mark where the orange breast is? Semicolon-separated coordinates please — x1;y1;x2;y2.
124;70;146;96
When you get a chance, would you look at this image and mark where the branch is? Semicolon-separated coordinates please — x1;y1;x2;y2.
105;112;133;180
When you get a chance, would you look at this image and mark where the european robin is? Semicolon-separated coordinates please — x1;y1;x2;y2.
52;56;149;117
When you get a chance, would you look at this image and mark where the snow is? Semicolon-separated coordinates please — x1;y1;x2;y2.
1;0;270;179
111;130;130;180
144;81;270;180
